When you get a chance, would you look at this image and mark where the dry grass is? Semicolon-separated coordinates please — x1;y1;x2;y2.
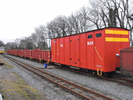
0;58;47;100
0;59;13;69
0;73;47;100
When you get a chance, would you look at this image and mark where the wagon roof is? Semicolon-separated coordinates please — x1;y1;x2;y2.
120;47;133;52
52;27;129;39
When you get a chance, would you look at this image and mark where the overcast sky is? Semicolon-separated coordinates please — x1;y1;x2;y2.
0;0;89;44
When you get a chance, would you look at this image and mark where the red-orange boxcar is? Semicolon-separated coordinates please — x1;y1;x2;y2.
51;28;130;74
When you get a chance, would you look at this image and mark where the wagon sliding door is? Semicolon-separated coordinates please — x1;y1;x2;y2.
60;38;64;64
56;38;60;63
64;37;70;65
74;35;80;67
79;33;87;68
94;31;104;71
87;32;95;70
70;36;75;66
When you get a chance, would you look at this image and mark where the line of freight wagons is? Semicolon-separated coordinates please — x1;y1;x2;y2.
6;49;51;62
6;28;131;76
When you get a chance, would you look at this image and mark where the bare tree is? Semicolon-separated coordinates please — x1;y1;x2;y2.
67;7;91;34
54;16;68;36
34;25;48;49
19;39;26;49
68;13;80;34
24;37;35;50
31;33;38;48
5;42;12;50
88;0;132;28
5;42;17;50
87;1;102;29
0;40;5;47
6;0;133;49
47;19;62;38
87;0;133;44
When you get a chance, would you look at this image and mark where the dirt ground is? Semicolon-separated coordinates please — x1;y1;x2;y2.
0;56;47;100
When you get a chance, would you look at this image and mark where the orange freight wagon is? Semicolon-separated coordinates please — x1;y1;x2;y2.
41;51;46;61
22;49;29;58
13;49;17;56
41;50;51;62
27;50;32;59
10;50;13;55
51;28;129;75
17;50;23;57
32;49;42;60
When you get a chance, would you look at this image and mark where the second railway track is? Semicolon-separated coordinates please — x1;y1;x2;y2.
4;55;113;100
55;65;133;88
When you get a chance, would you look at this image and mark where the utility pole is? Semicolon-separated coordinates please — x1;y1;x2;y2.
109;8;117;27
48;31;51;50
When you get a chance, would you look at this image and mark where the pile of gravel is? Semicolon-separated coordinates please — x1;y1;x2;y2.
5;54;133;100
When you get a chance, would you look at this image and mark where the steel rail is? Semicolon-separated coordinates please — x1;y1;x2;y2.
56;65;133;87
5;55;113;100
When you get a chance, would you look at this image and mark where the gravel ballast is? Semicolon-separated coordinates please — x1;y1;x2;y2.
3;55;78;100
5;54;133;100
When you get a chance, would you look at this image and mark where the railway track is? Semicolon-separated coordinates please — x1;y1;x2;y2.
4;55;113;100
55;66;133;87
110;74;133;87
